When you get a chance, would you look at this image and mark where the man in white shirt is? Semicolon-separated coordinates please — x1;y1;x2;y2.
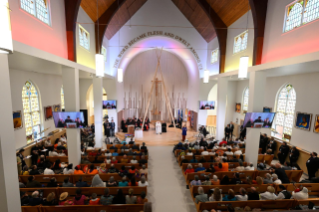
201;148;209;155
276;185;291;200
138;176;149;187
245;163;255;170
58;150;66;156
225;148;233;155
272;174;282;185
260;186;277;200
49;150;59;156
130;156;138;164
235;188;248;201
44;165;55;175
60;135;67;143
234;147;242;156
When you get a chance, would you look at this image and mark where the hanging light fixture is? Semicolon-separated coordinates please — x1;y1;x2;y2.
118;68;123;83
0;0;13;54
95;0;104;77
203;70;209;83
238;56;249;79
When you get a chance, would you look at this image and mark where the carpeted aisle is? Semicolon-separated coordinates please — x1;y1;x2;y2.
147;146;197;212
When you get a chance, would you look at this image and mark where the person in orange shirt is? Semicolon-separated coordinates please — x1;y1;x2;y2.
214;161;229;172
89;193;100;205
211;175;220;185
120;155;129;163
87;164;99;174
74;165;84;174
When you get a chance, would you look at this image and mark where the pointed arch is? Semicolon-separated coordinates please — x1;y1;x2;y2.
61;86;65;110
242;87;249;112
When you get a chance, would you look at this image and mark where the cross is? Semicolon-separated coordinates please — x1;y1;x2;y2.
151;77;161;96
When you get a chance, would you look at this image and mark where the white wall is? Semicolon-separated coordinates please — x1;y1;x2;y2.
76;7;96;69
262;0;319;64
206;38;220;75
225;11;254;73
10;70;62;149
225;81;236;125
233;80;249;124
10;0;68;58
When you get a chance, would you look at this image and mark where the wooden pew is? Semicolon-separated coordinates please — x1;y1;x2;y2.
72;174;148;185
181;162;248;173
21;206;41;212
47;156;148;164
106;144;140;149
20;188;59;200
186;171;256;185
175;148;246;157
281;183;319;196
198;200;295;212
58;187;147;197
40;205;144;212
293;198;319;207
257;154;274;165
79;163;148;170
256;170;303;182
177;155;246;166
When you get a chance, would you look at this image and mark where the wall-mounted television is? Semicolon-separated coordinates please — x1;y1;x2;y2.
199;101;215;110
103;100;117;110
243;112;276;128
53;112;85;128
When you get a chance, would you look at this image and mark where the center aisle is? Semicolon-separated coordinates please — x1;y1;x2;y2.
147;146;197;212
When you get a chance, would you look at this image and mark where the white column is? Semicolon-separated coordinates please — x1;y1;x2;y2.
245;128;261;168
93;77;103;148
0;55;21;212
62;67;81;166
248;71;266;112
216;78;228;140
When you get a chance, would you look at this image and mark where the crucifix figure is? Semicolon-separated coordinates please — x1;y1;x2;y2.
152;78;162;96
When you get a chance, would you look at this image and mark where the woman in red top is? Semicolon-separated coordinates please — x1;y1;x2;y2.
87;164;99;175
111;157;118;164
73;188;88;205
184;164;195;174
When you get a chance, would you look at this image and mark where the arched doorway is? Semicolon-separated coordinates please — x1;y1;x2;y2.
86;85;107;125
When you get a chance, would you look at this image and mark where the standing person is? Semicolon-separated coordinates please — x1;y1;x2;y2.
103;119;109;137
110;118;115;137
31;143;40;165
306;152;319;180
277;142;290;164
289;146;300;165
229;122;234;139
224;124;230;141
182;124;187;142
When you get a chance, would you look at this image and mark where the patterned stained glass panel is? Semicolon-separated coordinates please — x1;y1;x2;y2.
79;25;90;50
242;88;249;112
21;0;35;16
303;0;319;23
61;87;65;110
233;31;248;54
102;46;107;62
284;1;303;32
35;0;50;25
210;48;218;64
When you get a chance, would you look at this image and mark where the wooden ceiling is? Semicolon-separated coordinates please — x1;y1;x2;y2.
81;0;117;22
172;0;217;43
206;0;250;26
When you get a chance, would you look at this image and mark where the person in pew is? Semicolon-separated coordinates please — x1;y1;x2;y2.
306;152;319;180
63;164;74;175
195;186;208;203
108;164;118;173
282;161;300;170
260;186;277;200
230;173;241;185
120;155;128;163
243;176;256;185
292;186;309;200
256;176;263;185
277;142;290;164
270;163;290;184
88;149;98;157
225;148;233;156
22;166;29;175
129;177;138;186
107;176;118;187
190;175;202;186
52;159;62;173
105;150;112;157
233;148;242;156
190;155;198;163
195;163;206;172
276;184;292;200
87;164;99;174
44;163;55;175
229;155;239;163
104;156;111;164
91;174;105;187
137;191;148;204
47;177;58;187
186;150;193;156
202;174;212;185
118;149;125;156
74;165;84;174
139;155;148;166
180;156;189;166
119;165;128;177
214;160;229;172
112;151;119;156
220;175;230;185
206;164;215;173
62;177;74;187
89;193;100;205
132;144;139;151
111;157;118;164
100;188;114;205
110;144;118;151
222;189;236;201
20;191;30;206
138;176;149;187
112;189;126;204
246;187;259;200
73;188;88;205
208;187;222;201
272;174;282;185
98;163;108;174
210;175;220;185
121;143;129;150
265;149;273;155
37;157;46;171
235;164;245;171
43;192;58;206
139;165;148;175
199;156;206;163
59;192;73;205
125;188;137;204
130;156;138;164
76;177;89;187
235;187;248;201
29;191;43;206
263;173;273;184
185;164;195;175
19;177;26;188
118;176;129;187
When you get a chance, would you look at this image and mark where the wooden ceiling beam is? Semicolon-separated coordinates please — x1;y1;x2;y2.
197;0;227;74
249;0;268;65
64;0;82;62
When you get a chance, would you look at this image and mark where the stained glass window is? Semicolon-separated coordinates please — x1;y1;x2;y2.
22;81;41;140
61;87;65;110
102;46;107;62
284;0;319;33
233;31;248;54
242;87;249;112
79;25;90;50
271;84;296;141
210;48;218;64
20;0;50;25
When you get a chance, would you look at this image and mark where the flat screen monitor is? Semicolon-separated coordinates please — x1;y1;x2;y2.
199;101;215;110
243;112;276;128
53;112;85;128
103;100;117;110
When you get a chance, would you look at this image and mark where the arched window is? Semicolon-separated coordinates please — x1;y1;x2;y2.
20;0;51;25
272;84;296;141
284;1;304;32
22;81;41;138
303;0;319;24
61;87;65;110
242;87;249;112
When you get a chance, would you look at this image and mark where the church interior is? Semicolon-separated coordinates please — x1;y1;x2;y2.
1;0;319;211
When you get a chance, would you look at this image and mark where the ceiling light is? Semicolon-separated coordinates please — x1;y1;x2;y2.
203;70;209;83
0;0;13;54
238;56;249;79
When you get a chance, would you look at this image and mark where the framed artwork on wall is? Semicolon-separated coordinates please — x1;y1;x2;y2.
44;106;53;120
235;103;241;113
295;112;312;131
314;115;319;133
13;110;23;130
263;107;272;112
53;104;61;112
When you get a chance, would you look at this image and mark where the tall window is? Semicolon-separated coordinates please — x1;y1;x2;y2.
61;87;65;110
233;30;248;54
79;25;90;50
210;48;218;64
22;81;41;138
102;46;107;62
272;84;296;141
284;0;319;33
20;0;51;25
242;87;249;112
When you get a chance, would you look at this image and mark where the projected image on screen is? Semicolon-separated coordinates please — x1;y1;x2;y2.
199;101;215;110
103;100;117;109
243;112;276;128
53;112;85;128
